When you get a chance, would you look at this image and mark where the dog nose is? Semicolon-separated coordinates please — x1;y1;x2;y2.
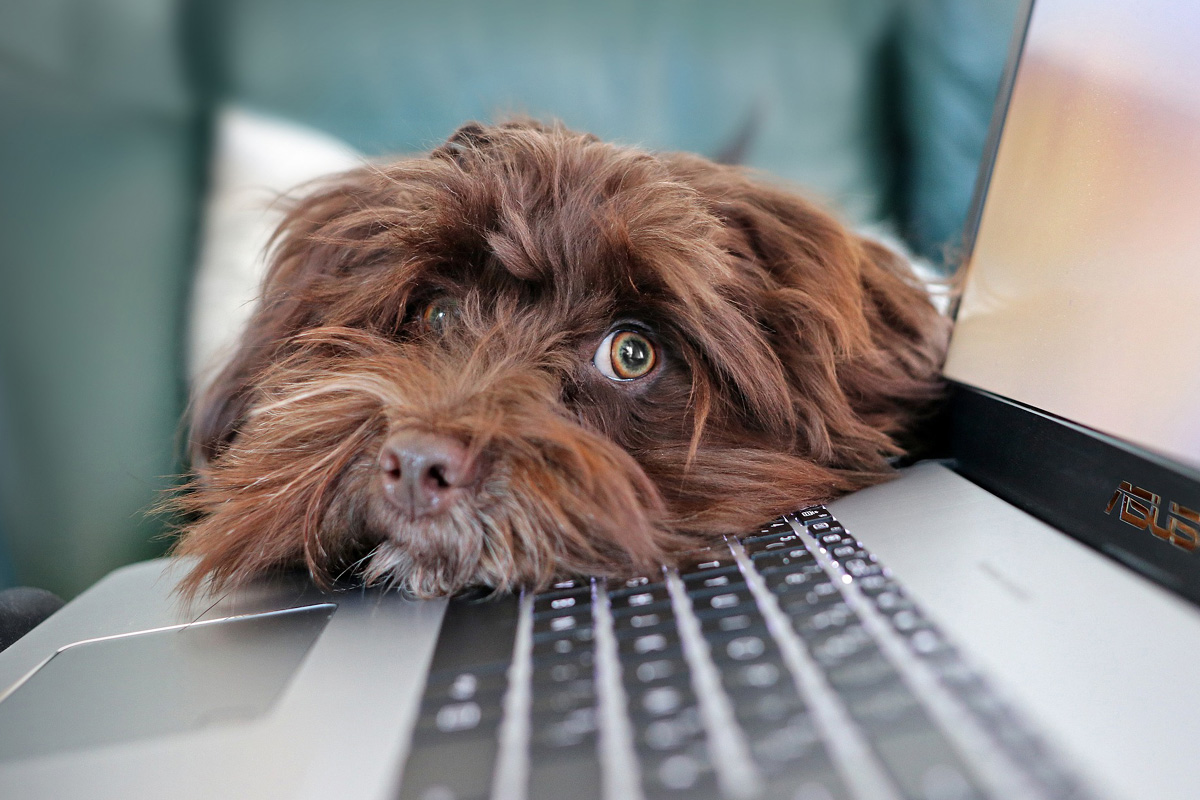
378;430;477;516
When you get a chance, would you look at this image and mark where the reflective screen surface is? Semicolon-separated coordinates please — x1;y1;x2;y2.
944;0;1200;471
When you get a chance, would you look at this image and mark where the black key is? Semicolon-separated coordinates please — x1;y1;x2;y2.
637;706;705;752
764;567;827;595
641;747;719;798
872;588;912;612
842;557;884;578
532;609;592;636
691;588;757;617
530;678;597;715
825;648;899;694
724;659;788;692
794;506;831;525
618;629;681;658
614;621;679;645
857;574;897;595
745;712;822;770
630;683;694;718
872;727;987;800
818;531;850;547
843;680;926;734
628;657;688;688
529;634;595;664
757;559;825;579
614;609;674;632
532;660;595;687
762;772;850;800
422;668;508;704
608;575;666;597
749;547;817;570
427;595;519;673
676;551;740;576
777;583;846;618
680;569;744;591
546;577;590;593
733;691;808;728
530;706;600;750
745;517;793;536
609;585;672;611
684;576;757;600
699;611;758;635
532;621;595;646
532;631;595;661
398;737;499;800
741;532;806;555
532;591;592;617
527;752;603;800
828;543;865;560
712;631;774;664
414;696;502;739
804;623;874;668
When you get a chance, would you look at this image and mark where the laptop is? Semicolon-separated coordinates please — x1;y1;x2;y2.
2;0;1199;797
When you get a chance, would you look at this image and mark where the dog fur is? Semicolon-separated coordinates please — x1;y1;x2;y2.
172;120;949;599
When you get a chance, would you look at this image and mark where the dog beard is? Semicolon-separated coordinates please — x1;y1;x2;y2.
171;120;948;600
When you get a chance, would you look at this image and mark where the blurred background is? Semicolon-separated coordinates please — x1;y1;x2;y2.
0;0;1021;599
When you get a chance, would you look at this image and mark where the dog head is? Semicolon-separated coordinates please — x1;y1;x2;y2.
174;120;948;598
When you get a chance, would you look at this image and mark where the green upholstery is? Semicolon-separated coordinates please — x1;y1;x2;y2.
0;0;203;597
0;0;1020;597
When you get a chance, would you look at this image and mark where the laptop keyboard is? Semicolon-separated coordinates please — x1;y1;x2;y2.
397;507;1090;800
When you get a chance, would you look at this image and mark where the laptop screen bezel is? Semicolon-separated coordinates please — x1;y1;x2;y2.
945;0;1200;606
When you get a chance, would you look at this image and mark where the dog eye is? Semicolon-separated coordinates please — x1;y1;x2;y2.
419;297;460;333
594;330;657;381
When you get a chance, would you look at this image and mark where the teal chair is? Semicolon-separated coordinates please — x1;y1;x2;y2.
0;0;1020;598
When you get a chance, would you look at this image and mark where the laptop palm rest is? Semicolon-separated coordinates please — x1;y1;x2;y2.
830;462;1200;800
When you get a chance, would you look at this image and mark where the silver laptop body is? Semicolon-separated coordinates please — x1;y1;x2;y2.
2;1;1199;797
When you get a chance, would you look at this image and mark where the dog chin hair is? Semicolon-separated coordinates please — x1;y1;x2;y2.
169;119;949;600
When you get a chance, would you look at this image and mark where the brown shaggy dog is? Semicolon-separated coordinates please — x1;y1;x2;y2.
173;120;948;599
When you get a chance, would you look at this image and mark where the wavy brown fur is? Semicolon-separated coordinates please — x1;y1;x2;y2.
172;120;949;599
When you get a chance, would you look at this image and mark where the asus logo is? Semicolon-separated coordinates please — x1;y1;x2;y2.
1105;481;1200;552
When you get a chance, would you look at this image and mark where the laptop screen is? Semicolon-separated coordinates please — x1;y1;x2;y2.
943;0;1200;474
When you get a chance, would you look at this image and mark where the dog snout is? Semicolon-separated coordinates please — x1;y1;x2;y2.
378;430;478;516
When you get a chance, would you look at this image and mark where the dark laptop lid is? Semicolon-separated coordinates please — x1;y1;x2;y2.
943;0;1200;603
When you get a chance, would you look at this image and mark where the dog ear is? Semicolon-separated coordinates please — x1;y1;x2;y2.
190;167;413;466
665;154;950;470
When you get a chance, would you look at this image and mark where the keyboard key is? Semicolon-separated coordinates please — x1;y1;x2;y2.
741;526;803;547
691;588;757;618
532;591;592;617
532;659;594;687
872;727;987;800
681;570;744;591
630;657;687;685
618;630;682;657
426;596;519;673
608;574;660;594
532;608;591;635
642;747;719;797
725;659;787;691
532;631;595;661
746;712;821;769
527;752;603;800
747;517;794;536
794;506;831;525
749;547;817;570
531;679;597;715
676;551;740;576
398;736;500;800
609;586;672;611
